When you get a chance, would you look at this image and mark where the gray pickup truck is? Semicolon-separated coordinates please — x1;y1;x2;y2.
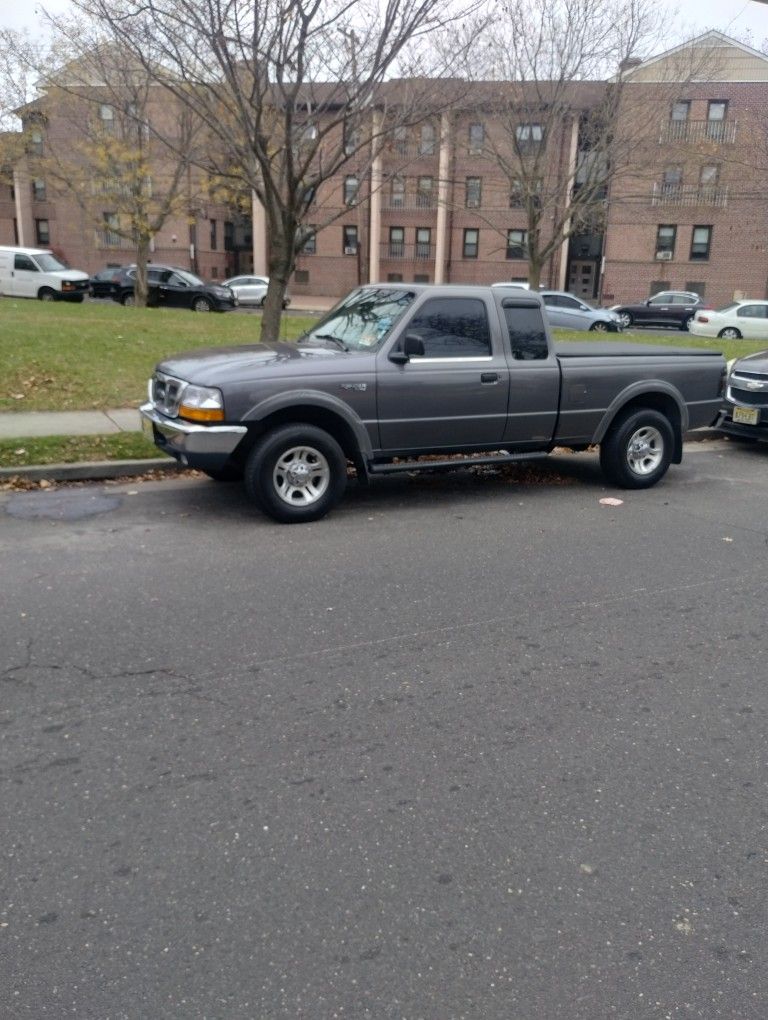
140;284;725;523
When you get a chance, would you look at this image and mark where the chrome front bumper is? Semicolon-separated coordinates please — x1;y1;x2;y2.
140;403;247;459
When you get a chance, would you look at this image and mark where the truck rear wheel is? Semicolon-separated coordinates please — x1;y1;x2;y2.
244;424;347;523
599;408;674;489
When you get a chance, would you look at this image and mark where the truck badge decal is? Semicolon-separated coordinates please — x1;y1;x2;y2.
341;382;367;391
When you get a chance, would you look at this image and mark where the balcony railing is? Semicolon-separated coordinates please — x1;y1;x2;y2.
651;182;729;207
382;197;437;211
95;231;134;249
658;119;737;144
382;242;435;261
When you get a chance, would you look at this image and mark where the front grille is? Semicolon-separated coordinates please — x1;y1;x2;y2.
151;372;186;417
732;370;768;381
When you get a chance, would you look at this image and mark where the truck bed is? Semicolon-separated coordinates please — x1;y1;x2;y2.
555;341;722;358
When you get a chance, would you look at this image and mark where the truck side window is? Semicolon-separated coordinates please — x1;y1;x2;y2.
502;303;548;360
407;298;491;358
15;254;38;271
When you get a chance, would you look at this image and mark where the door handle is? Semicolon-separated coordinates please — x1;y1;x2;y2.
481;372;500;383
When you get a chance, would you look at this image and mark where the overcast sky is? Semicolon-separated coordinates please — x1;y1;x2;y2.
4;0;768;50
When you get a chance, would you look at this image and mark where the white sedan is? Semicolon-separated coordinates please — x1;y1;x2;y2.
690;300;768;340
222;275;291;308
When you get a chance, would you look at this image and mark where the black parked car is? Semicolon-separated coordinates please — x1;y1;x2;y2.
610;291;705;331
89;266;127;298
112;265;237;312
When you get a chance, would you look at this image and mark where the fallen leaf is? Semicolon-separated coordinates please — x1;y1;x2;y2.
599;497;624;507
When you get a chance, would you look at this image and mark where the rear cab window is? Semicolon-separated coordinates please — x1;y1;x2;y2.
500;298;550;360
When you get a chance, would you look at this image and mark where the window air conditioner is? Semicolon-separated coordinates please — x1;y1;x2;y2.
344;246;357;255
656;250;673;260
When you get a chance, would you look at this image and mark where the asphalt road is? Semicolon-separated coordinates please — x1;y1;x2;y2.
2;439;768;1019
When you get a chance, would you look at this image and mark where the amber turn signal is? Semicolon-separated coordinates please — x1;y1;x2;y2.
179;405;225;422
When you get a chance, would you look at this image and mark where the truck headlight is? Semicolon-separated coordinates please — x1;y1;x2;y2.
179;384;225;422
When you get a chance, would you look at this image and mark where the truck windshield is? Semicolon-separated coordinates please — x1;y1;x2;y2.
34;253;68;272
301;287;416;351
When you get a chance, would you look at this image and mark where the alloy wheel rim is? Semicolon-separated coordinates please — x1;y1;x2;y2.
273;446;330;506
626;426;664;475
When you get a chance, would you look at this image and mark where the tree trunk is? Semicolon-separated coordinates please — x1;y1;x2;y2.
259;233;293;343
134;236;151;308
527;259;542;289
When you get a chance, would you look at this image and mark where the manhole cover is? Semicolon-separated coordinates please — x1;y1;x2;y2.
5;491;122;520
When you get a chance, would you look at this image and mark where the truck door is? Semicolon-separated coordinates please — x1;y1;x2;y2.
376;295;510;451
12;253;42;297
499;297;560;447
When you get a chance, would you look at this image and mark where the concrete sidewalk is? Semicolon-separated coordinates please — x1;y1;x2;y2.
0;408;141;440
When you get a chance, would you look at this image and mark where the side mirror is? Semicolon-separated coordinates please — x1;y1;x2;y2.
389;332;425;364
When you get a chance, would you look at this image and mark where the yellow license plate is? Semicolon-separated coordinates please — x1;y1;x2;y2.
733;406;759;425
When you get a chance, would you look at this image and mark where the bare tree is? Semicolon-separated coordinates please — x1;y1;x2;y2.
1;30;206;306
452;0;705;290
56;0;477;338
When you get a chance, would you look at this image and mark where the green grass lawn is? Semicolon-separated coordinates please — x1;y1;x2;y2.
0;432;163;467
0;299;317;412
0;297;762;416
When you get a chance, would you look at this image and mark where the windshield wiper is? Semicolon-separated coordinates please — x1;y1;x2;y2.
314;333;349;352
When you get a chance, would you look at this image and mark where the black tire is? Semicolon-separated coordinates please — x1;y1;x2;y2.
259;296;267;308
718;327;742;339
71;295;85;303
192;296;212;312
681;315;693;331
599;408;674;489
121;292;135;307
589;321;610;332
244;424;347;523
38;288;57;302
202;465;242;482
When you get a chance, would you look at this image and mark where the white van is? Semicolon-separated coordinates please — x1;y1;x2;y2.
0;246;89;302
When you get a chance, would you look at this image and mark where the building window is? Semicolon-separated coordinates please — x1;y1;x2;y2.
210;218;217;250
301;228;317;255
662;167;682;195
102;212;121;247
515;123;544;148
655;224;676;258
224;221;234;251
707;101;727;140
463;228;479;259
690;225;712;261
699;165;719;185
390;176;405;208
414;274;430;283
393;126;408;155
685;281;706;297
211;267;218;278
32;179;46;202
649;280;667;296
387;272;403;282
419;122;436;156
343;225;358;255
389;226;405;258
29;128;43;156
99;104;115;132
416;176;433;207
344;122;361;155
468;122;484;155
506;229;527;259
465;177;482;209
415;227;431;259
295;269;310;284
35;218;50;245
671;101;690;122
343;175;359;206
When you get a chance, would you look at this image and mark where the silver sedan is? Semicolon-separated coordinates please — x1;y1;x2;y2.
539;290;621;332
222;275;291;308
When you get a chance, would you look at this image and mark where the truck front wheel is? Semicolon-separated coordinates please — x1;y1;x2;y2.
599;408;674;489
244;424;348;523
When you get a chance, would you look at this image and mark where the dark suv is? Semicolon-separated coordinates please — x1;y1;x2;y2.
112;265;237;312
610;291;704;331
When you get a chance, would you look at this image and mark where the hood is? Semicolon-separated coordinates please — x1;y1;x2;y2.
733;349;768;374
50;270;89;282
157;341;367;386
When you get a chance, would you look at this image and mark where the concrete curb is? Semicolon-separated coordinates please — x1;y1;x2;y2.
0;428;724;484
0;458;183;483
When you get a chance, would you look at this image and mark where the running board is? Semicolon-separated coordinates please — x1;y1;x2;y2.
368;452;548;475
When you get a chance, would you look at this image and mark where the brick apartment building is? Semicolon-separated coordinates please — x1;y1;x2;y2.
2;30;767;307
